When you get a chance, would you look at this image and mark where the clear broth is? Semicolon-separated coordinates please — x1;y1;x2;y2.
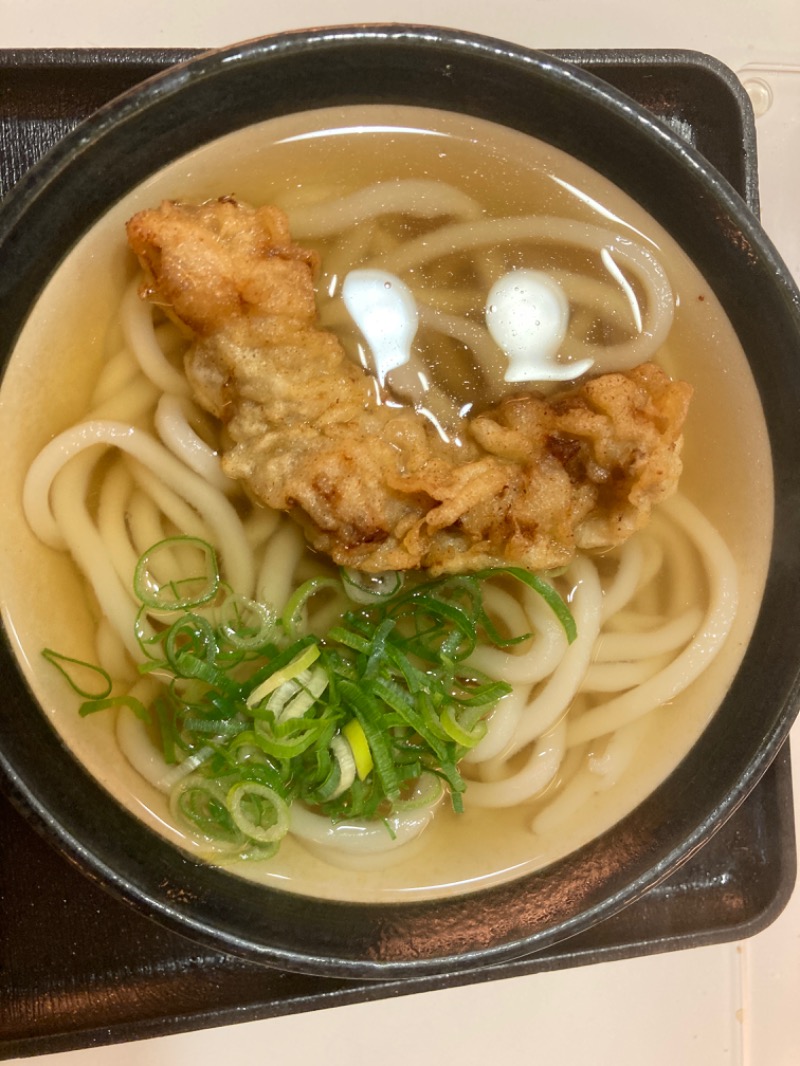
0;106;773;901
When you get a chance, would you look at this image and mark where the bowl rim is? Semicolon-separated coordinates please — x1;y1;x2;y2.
2;23;800;978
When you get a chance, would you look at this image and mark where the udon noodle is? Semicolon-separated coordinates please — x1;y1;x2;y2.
1;106;772;901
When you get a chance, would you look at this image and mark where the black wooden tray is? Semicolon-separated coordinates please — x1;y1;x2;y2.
0;47;796;1060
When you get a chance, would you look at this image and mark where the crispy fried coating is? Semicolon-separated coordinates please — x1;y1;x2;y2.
126;197;692;575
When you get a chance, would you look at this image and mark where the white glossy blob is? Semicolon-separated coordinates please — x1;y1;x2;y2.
341;268;419;385
486;269;593;382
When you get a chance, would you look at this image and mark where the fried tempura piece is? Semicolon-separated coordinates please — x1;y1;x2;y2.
126;197;692;575
128;196;320;338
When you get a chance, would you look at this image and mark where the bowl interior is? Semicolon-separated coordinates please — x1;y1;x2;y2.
1;27;800;977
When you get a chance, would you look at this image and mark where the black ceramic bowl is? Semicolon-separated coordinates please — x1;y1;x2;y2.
1;26;800;979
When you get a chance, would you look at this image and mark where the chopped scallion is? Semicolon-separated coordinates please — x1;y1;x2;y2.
46;536;576;861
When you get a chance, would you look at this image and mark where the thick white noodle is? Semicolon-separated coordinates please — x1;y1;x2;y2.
121;280;190;396
591;605;703;663
315;220;380;285
22;419;254;597
88;375;160;423
460;687;527;767
464;718;567;808
466;581;569;686
505;555;604;754
660;514;702;613
95;615;135;680
48;450;145;659
90;346;140;406
477;584;531;642
243;507;283;550
599;537;644;623
532;714;656;835
588;713;657;790
95;459;140;593
255;520;306;609
567;494;738;746
289;783;441;855
417;303;507;392
461;558;602;809
288;178;483;239
115;680;168;787
411;286;482;316
462;580;571;765
581;654;672;693
637;536;665;595
461;578;571;764
127;458;214;542
154;394;231;493
126;487;172;561
372;215;674;372
551;270;633;327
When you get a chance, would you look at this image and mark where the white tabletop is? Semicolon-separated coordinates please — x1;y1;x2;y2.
2;1;800;1063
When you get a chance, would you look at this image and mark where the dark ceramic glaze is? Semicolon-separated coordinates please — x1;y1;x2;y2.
1;27;800;979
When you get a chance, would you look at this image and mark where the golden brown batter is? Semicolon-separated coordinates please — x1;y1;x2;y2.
127;196;691;575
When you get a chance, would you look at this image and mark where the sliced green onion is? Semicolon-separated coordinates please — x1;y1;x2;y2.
328;734;357;798
242;634;316;696
391;772;444;812
78;694;150;723
157;745;215;790
134;536;220;611
226;781;290;844
338;678;401;800
342;717;374;780
217;593;278;649
281;576;340;637
439;704;489;748
268;664;329;721
171;774;240;843
341;567;404;604
154;696;180;764
264;673;308;718
324;624;373;656
42;648;112;700
252;716;327;759
164;614;219;668
61;534;578;861
471;566;577;643
246;642;321;708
